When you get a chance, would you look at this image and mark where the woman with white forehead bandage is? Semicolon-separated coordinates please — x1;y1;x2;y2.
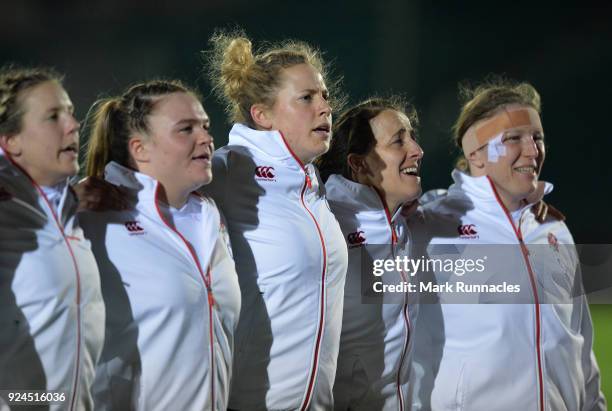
408;79;606;410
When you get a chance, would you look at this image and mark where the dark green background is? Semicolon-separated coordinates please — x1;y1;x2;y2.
3;1;610;243
3;0;610;400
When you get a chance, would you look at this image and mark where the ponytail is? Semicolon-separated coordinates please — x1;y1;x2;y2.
83;79;195;178
84;98;125;177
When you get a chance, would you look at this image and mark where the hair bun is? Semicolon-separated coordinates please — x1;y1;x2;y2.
220;37;254;101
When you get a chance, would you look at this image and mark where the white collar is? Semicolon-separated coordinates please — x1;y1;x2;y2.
326;174;404;222
0;148;72;215
228;123;305;170
41;181;68;214
104;161;207;216
448;169;554;213
105;161;157;194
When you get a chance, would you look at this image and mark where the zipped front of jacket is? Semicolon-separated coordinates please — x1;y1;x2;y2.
278;132;328;411
152;183;216;410
487;176;545;411
39;185;83;411
374;189;411;411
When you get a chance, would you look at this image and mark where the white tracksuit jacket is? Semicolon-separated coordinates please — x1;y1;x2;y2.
201;124;348;410
408;169;605;411
326;174;417;411
80;162;241;411
0;150;105;411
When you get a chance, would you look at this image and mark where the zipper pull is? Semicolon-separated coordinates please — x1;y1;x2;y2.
391;223;398;245
207;287;216;308
305;174;312;190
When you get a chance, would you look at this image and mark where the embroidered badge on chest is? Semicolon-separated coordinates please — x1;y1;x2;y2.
124;220;145;235
254;165;276;182
347;230;366;248
457;224;479;239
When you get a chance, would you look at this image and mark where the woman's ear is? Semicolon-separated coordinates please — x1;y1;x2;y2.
467;149;486;175
0;134;23;156
250;104;273;130
347;153;369;179
128;134;150;164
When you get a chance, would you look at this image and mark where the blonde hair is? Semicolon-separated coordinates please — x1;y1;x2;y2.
453;76;541;171
205;29;342;126
84;79;197;177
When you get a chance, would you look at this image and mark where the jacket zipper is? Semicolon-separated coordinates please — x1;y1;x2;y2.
374;189;410;411
487;177;544;411
153;185;215;410
39;187;82;411
278;132;328;411
4;153;82;411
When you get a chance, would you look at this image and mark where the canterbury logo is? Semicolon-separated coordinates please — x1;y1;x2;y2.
255;166;276;180
124;220;145;234
457;224;477;237
347;231;366;246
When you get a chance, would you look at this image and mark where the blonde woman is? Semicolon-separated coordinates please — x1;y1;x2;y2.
203;32;348;410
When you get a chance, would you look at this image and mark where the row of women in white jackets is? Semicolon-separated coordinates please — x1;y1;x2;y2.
0;31;606;411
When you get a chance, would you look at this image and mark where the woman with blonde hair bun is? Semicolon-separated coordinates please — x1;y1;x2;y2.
203;31;348;410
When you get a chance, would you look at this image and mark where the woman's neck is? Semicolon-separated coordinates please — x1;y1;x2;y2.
155;183;190;209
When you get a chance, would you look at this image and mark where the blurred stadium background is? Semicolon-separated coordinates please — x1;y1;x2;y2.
2;0;610;401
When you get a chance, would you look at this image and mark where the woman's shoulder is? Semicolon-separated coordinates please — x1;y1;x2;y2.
211;145;263;179
213;144;257;163
77;207;140;228
417;189;469;220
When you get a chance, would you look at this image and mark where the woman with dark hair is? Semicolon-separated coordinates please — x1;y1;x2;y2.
409;79;605;410
80;79;240;410
0;66;104;410
316;97;423;410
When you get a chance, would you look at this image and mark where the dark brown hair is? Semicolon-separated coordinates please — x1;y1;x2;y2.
315;96;418;183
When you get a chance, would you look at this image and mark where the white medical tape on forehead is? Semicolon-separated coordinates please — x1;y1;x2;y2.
486;132;506;162
461;107;541;156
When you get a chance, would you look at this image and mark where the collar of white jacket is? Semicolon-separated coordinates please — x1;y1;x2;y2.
228;123;307;170
104;161;152;189
103;160;162;206
103;161;210;215
0;147;72;212
448;168;554;212
41;180;68;215
326;173;405;222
